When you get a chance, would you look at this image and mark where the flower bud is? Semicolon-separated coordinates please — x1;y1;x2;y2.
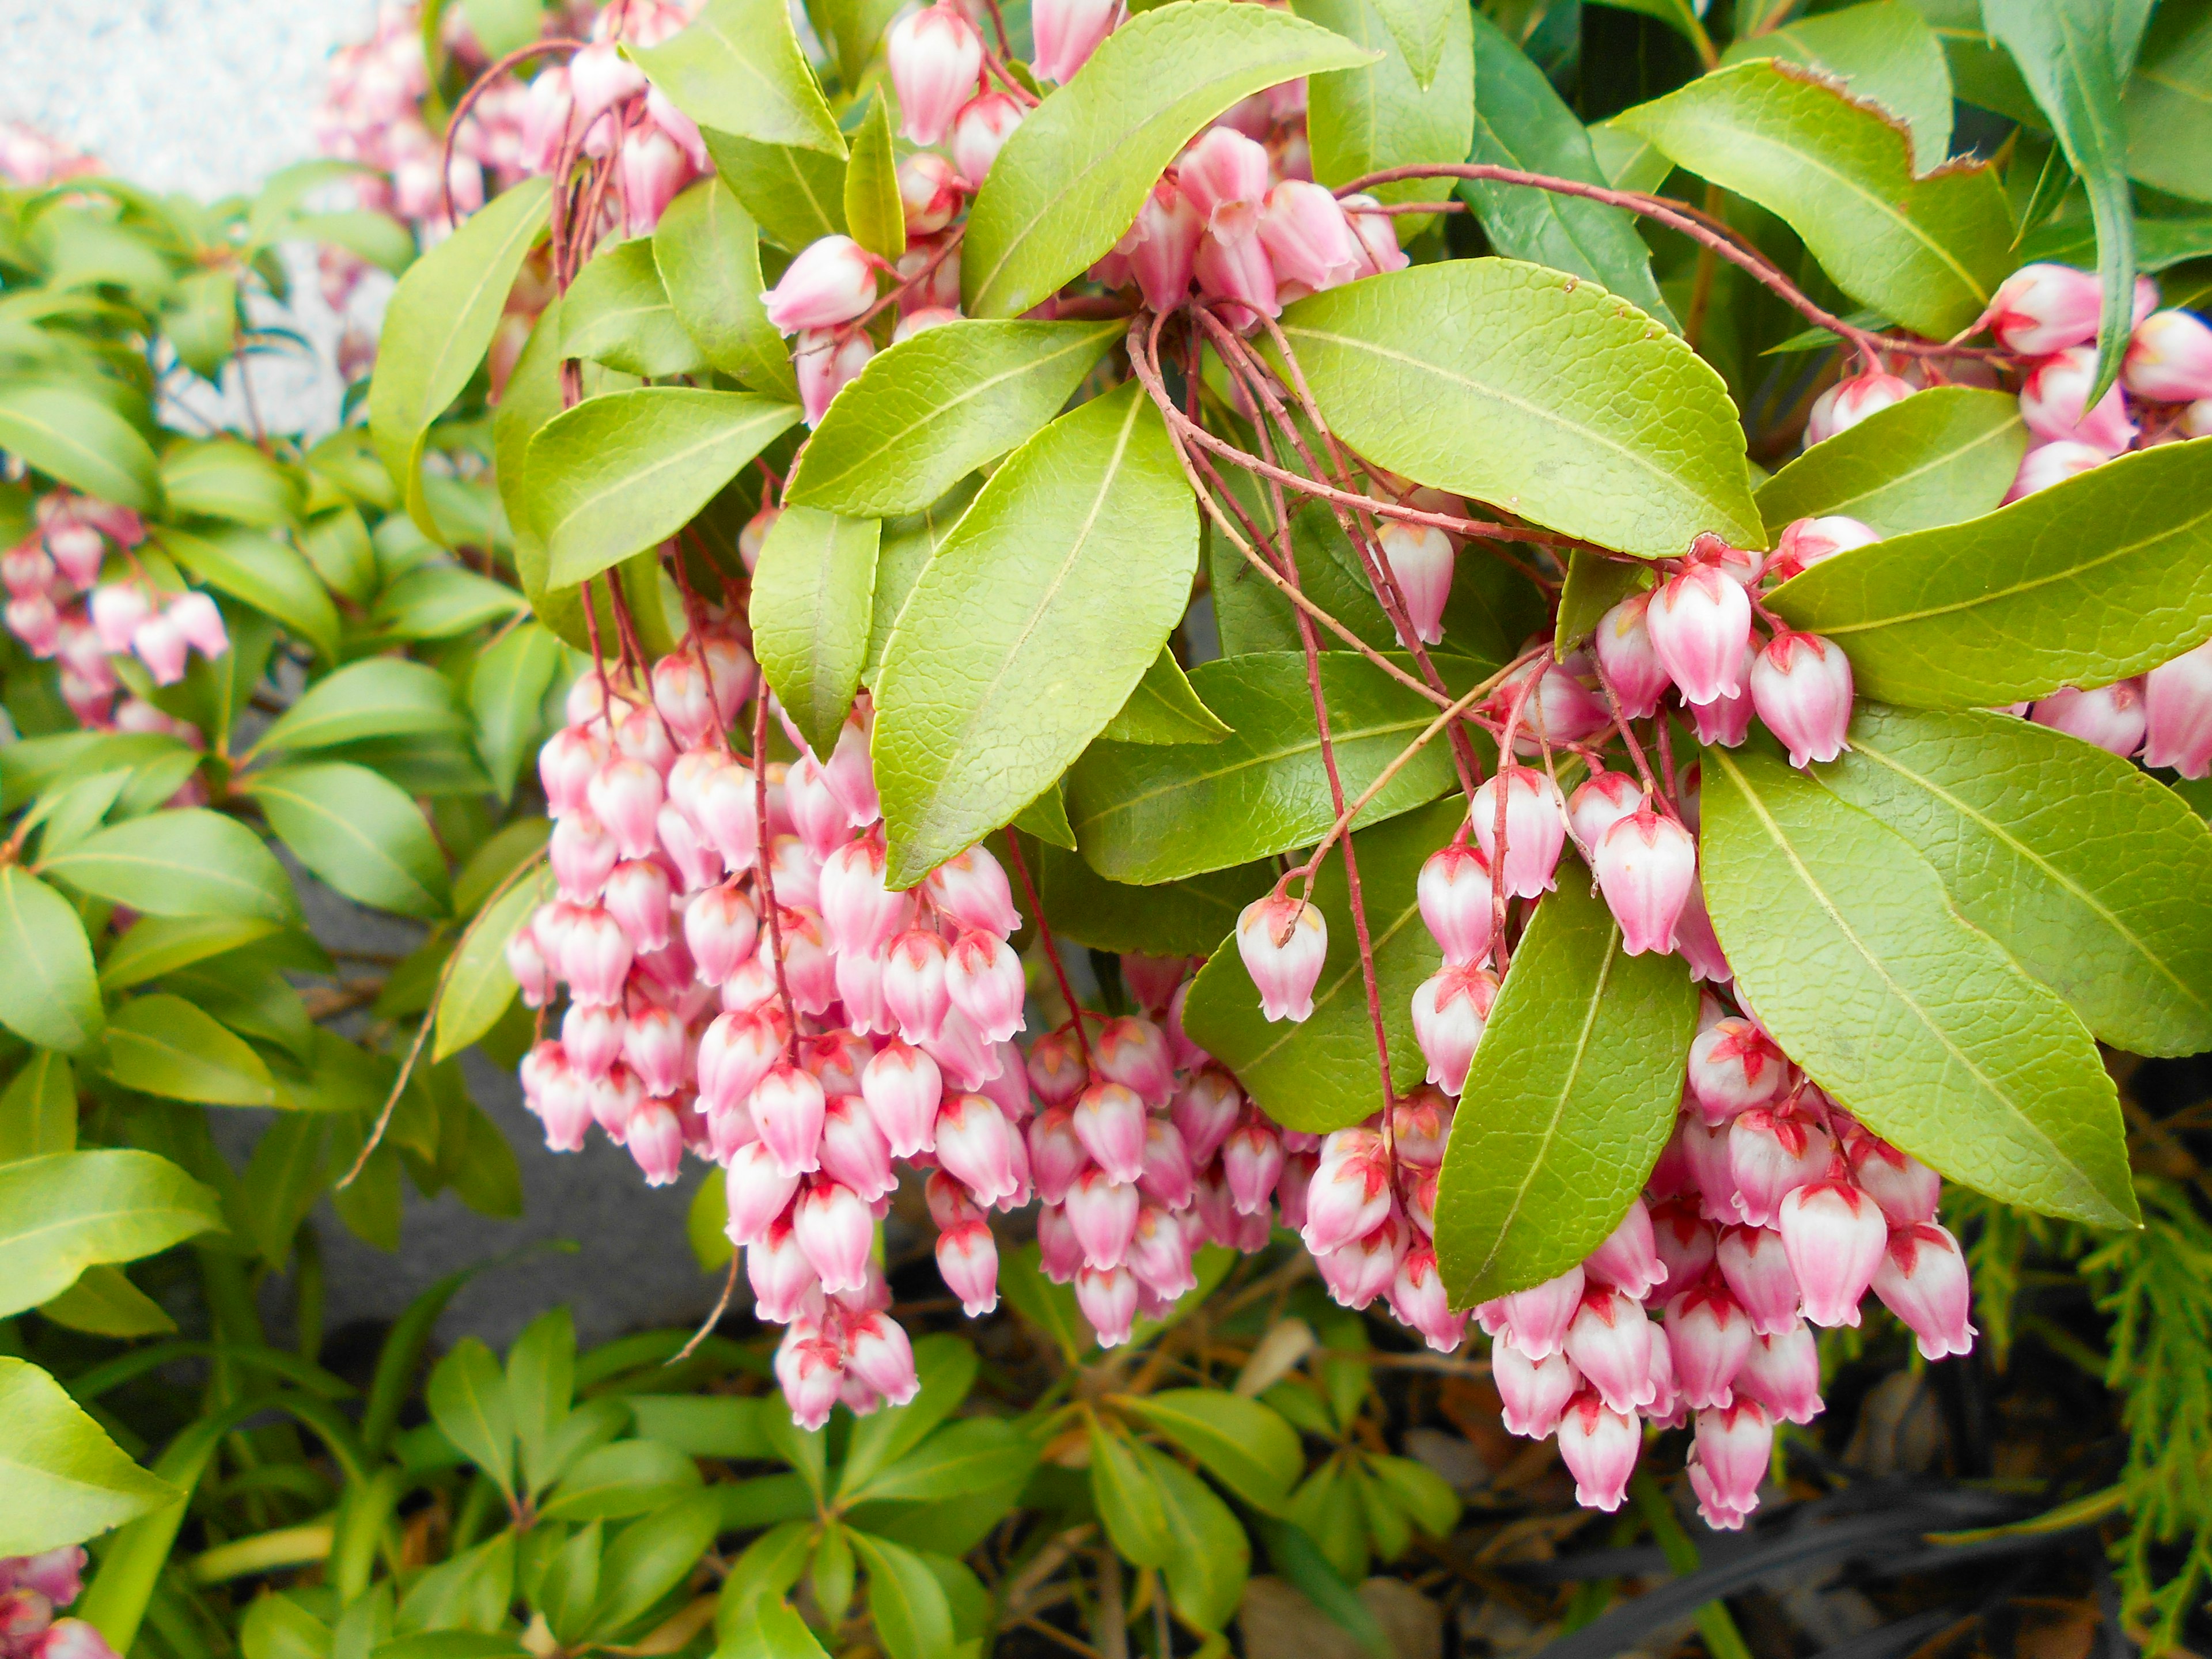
1236;893;1328;1022
1256;179;1363;296
1777;1178;1888;1327
897;151;963;237
1987;262;2103;355
561;906;635;1005
1805;372;1912;445
2004;439;2108;503
724;1141;800;1248
1076;1263;1140;1346
531;1048;593;1152
1676;1115;1740;1222
1734;1317;1822;1425
90;584;150;653
882;926;952;1044
1032;0;1119;82
1665;1278;1752;1411
795;327;876;425
166;592;228;660
699;1007;783;1119
1221;1119;1285;1217
1687;1017;1784;1123
1591;590;1670;720
550;811;618;903
1469;766;1568;900
505;921;556;1009
793;1177;874;1294
842;1309;921;1407
1593;808;1697;957
749;1216;820;1323
1688;1399;1772;1529
1494;1343;1580;1438
1769;515;1878;583
937;1217;1000;1314
1318;1217;1405;1310
1715;1223;1801;1336
1672;876;1732;984
819;1093;896;1202
1170;1066;1243;1165
1500;656;1612;752
1091;1016;1171;1105
690;759;759;872
1275;1149;1318;1234
1417;839;1494;965
622;1005;687;1099
1555;1391;1639;1512
1752;631;1855;767
1127;1203;1197;1300
1871;1221;1976;1359
603;859;673;954
1137;1116;1195;1211
588;757;664;861
2031;679;2147;757
851;1040;934;1158
774;1328;843;1430
1584;1198;1666;1298
950;91;1024;185
1686;647;1758;749
751;1062;826;1177
1300;1128;1393;1256
1390;1244;1465;1352
2145;639;2212;778
888;2;983;144
1647;563;1753;707
926;846;1020;934
1062;1164;1140;1270
945;929;1027;1043
1025;1106;1086;1206
1389;1087;1453;1169
1566;770;1641;861
1027;1029;1088;1107
785;755;849;861
1563;1285;1657;1414
130;613;188;685
7;1549;86;1609
921;1004;1000;1092
1070;1079;1148;1183
934;1091;1022;1205
2021;345;2138;454
1479;1263;1585;1363
681;880;756;984
1177;126;1271;244
1192;224;1279;329
1647;1194;1716;1302
624;1097;686;1184
1726;1109;1832;1229
1115;177;1203;311
1843;1131;1940;1226
1410;961;1497;1096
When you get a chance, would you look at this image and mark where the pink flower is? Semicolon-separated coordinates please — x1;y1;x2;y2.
1121;179;1203;312
1177;126;1271;245
1688;1399;1772;1529
1417;839;1494;965
1734;1318;1823;1425
1715;1223;1801;1336
1986;263;2103;356
165;591;228;659
1665;1278;1753;1410
1777;1178;1889;1327
1300;1128;1393;1256
1065;1165;1141;1270
1566;770;1641;861
1076;1264;1140;1346
774;1327;843;1430
748;1218;820;1324
1257;180;1363;296
1127;1203;1197;1300
1494;1343;1580;1438
1726;1109;1834;1229
1872;1222;1976;1359
2126;309;2212;402
2020;345;2138;454
1093;1016;1175;1105
843;1310;921;1406
1594;590;1671;719
926;846;1020;935
1193;223;1279;330
794;327;876;425
1031;0;1120;83
1751;631;1854;767
1650;1195;1717;1301
945;929;1026;1043
1686;1017;1783;1123
1410;961;1496;1095
950;92;1024;186
1555;1391;1639;1511
2145;639;2212;778
888;3;983;146
1340;194;1408;276
1389;1244;1465;1352
724;1141;799;1248
2003;440;2107;503
1222;1119;1286;1217
1647;563;1753;707
750;1062;827;1177
937;1218;1000;1315
934;1091;1023;1206
1376;521;1453;647
1584;1198;1666;1298
1768;515;1878;583
1236;892;1328;1022
1480;1262;1586;1362
2031;680;2147;757
1469;767;1567;900
619;125;691;236
1593;808;1697;957
1563;1285;1657;1414
898;151;964;236
1804;372;1912;445
1844;1131;1941;1226
793;1177;874;1294
1137;1116;1195;1211
1071;1080;1148;1183
1170;1066;1243;1164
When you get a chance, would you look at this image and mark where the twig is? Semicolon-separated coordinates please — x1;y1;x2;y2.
1002;829;1090;1073
440;39;587;227
669;1255;740;1363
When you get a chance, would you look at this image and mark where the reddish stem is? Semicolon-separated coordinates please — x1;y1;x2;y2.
1001;829;1089;1073
440;39;586;227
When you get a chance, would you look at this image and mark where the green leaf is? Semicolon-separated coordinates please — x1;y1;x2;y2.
540;1521;603;1646
540;1427;699;1520
1364;1452;1460;1538
2018;213;2212;272
0;1052;76;1162
703;133;848;251
812;0;905;84
1702;742;2136;1228
1721;2;1956;171
1271;262;1762;559
0;383;162;512
161;437;302;528
1138;1441;1250;1631
44;806;301;926
1068;651;1467;883
240;1113;327;1262
291;209;419;276
836;1334;978;1496
962;2;1376;317
1768;440;2212;709
561;237;705;378
369;178;552;543
867;478;980;680
1099;647;1233;745
1297;0;1473;230
1615;60;2012;338
874;381;1198;885
653;177;800;399
751;506;881;758
787;320;1122;518
1459;10;1676;328
1753;384;2027;537
1089;1419;1174;1567
0;1357;177;1554
1013;780;1077;848
370;564;529;641
0;1149;222;1315
1181;797;1460;1134
1369;0;1450;85
434;865;551;1062
97;915;282;993
40;1265;175;1337
843;95;904;263
586;1492;724;1638
427;1337;517;1499
244;763;452;919
299;507;379;605
627;1393;772;1459
164;270;240;381
2122;1;2212;206
254;657;467;756
471;626;565;802
1120;1388;1302;1512
101;993;274;1106
849;1532;953;1659
1984;0;2135;401
0;870;101;1054
396;1531;515;1635
842;1418;1039;1506
1432;872;1695;1304
1819;703;2212;1058
529;388;802;589
631;0;845;156
724;1604;830;1659
717;1525;814;1638
997;1242;1092;1365
1556;551;1652;656
156;525;340;663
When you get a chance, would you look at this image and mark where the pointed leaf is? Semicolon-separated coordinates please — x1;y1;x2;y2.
156;525;340;663
703;133;847;250
1297;0;1473;226
1433;872;1696;1305
0;1357;179;1554
1701;743;2136;1228
848;1532;953;1659
1721;2;1955;170
0;384;162;513
630;0;845;156
254;658;467;756
44;806;300;926
653;177;800;399
1768;439;2212;707
1137;1442;1249;1632
1556;551;1652;656
866;478;979;680
427;1338;517;1499
0;1052;76;1162
40;1266;176;1338
1088;1419;1174;1568
2121;1;2212;206
434;865;552;1062
1099;647;1233;745
838;1418;1038;1505
0;1149;222;1316
1753;384;2027;536
560;237;704;378
874;382;1198;885
470;623;565;801
787;320;1122;518
962;2;1376;317
101;994;275;1106
843;95;904;262
0;870;101;1054
1271;262;1762;559
243;763;451;919
1120;1388;1302;1512
750;506;881;758
586;1491;725;1638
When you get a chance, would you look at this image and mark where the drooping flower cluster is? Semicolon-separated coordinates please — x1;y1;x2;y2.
0;1548;118;1659
1790;267;2212;778
1;490;222;742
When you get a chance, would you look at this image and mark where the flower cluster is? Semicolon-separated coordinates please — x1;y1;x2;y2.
0;1548;117;1659
1793;266;2212;777
2;490;222;740
0;123;100;190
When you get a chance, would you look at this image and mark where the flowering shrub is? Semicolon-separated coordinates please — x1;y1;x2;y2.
7;0;2212;1655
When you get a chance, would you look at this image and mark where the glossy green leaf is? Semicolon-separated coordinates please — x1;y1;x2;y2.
1753;385;2027;536
101;994;275;1106
586;1493;726;1638
751;506;881;758
1820;703;2212;1057
471;623;565;800
1181;797;1460;1134
837;1334;978;1497
43;806;299;925
1297;0;1473;228
1984;0;2135;400
962;2;1376;317
874;382;1198;885
539;1437;702;1521
244;763;452;919
2019;213;2212;272
1368;0;1450;85
369;178;551;542
1139;1441;1250;1632
434;865;551;1062
1033;839;1269;956
299;506;376;603
631;0;845;156
724;1604;828;1659
1460;10;1675;327
787;320;1122;518
0;1150;221;1316
0;384;162;513
161;437;301;528
1556;551;1652;656
1768;440;2212;708
540;1521;603;1646
561;237;704;378
96;915;281;994
155;525;339;662
1068;651;1468;884
847;1532;952;1659
1120;1388;1302;1512
0;1357;177;1554
0;870;101;1054
1433;872;1696;1304
239;1113;326;1262
41;1266;176;1339
396;1530;516;1635
427;1338;516;1499
866;478;979;680
0;1052;77;1162
703;132;847;251
627;1393;772;1457
841;1418;1038;1505
1271;262;1762;558
1099;647;1233;745
1721;2;1955;170
254;657;466;756
2122;0;2212;205
164;270;240;380
843;96;903;263
653;177;800;399
529;388;802;588
1088;1419;1174;1568
370;564;529;640
1616;60;2012;338
1702;743;2135;1228
1365;1452;1460;1539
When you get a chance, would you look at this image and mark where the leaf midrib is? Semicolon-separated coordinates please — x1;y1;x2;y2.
1763;404;2024;525
254;777;440;908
